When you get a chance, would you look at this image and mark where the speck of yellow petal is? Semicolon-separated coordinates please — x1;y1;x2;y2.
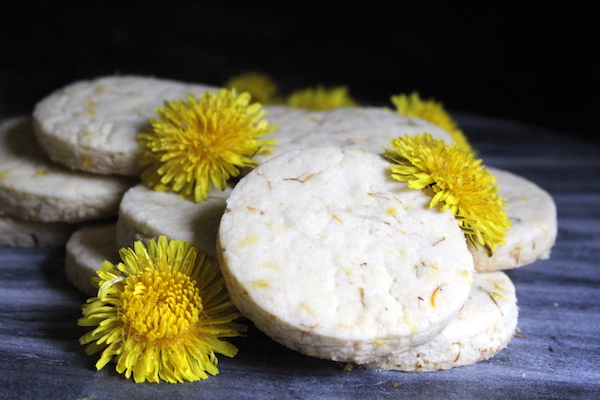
0;170;11;180
33;168;48;177
391;92;473;154
260;262;280;269
332;214;343;223
490;291;504;300
240;236;259;246
138;88;277;203
301;303;313;314
431;285;443;308
251;279;271;289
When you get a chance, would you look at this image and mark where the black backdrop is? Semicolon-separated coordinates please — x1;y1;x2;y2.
1;1;598;142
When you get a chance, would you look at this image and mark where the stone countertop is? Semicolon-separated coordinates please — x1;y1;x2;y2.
0;114;599;399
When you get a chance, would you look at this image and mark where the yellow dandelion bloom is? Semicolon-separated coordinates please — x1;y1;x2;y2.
286;85;358;110
224;71;280;104
78;236;245;383
138;88;277;203
391;92;473;154
384;133;510;255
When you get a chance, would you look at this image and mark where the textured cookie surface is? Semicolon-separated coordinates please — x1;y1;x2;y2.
32;75;217;176
218;147;474;363
254;106;455;166
116;183;232;257
0;117;135;223
65;223;119;297
0;215;77;247
364;271;518;371
472;167;557;271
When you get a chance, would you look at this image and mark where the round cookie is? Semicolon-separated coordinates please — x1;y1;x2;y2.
0;215;77;247
471;167;557;271
364;270;518;371
0;117;135;223
116;183;232;258
254;106;456;166
32;75;218;176
217;147;474;364
65;223;119;297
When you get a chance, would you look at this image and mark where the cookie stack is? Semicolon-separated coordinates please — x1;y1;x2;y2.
0;76;216;247
1;75;557;372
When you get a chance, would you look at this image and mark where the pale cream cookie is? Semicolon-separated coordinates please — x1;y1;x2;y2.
0;215;76;247
254;106;456;167
116;183;232;258
32;75;218;176
217;147;474;364
364;270;518;371
65;223;119;297
0;117;135;223
472;167;557;271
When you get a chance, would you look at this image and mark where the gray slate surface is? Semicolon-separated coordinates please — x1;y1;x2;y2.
1;114;599;399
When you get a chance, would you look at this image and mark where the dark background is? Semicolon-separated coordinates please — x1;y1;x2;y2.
1;1;598;142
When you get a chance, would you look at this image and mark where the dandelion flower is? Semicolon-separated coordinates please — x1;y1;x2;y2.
78;236;245;383
139;88;277;203
384;133;510;255
286;85;358;110
224;71;280;104
391;92;473;154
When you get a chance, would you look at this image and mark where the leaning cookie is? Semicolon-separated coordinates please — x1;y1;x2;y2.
0;215;77;247
32;75;218;176
252;106;456;166
65;223;118;297
364;270;518;372
0;117;135;223
471;167;557;272
116;183;232;257
218;147;474;364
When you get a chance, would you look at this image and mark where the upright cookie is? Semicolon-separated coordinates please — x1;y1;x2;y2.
0;117;134;223
65;223;118;296
364;271;518;371
0;215;76;247
218;147;474;363
116;183;232;257
472;167;557;271
33;75;218;176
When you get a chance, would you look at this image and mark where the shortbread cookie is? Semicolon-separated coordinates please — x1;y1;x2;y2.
253;106;456;166
218;147;474;363
472;167;557;271
0;215;76;247
364;271;518;371
116;183;232;257
32;75;217;176
0;117;135;223
65;223;119;296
